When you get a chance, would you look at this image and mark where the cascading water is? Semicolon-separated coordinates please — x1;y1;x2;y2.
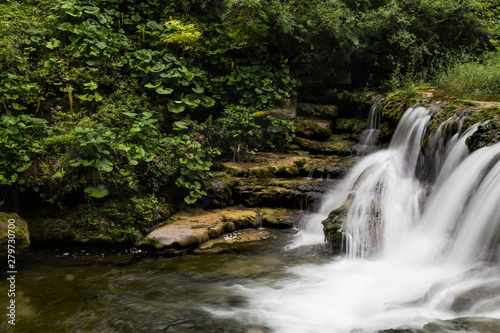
356;100;382;155
207;105;500;332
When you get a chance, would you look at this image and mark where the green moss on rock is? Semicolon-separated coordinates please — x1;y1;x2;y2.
466;120;500;152
322;204;348;251
380;90;422;142
297;103;338;119
294;119;332;141
0;212;30;256
27;197;173;248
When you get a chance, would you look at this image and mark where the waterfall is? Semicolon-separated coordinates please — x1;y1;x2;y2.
208;105;500;333
357;100;382;155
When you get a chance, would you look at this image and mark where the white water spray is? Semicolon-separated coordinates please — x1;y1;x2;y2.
209;105;500;332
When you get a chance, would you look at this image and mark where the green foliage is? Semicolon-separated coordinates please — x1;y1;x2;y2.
163;118;220;204
208;105;295;161
0;114;48;185
434;52;500;95
0;0;497;212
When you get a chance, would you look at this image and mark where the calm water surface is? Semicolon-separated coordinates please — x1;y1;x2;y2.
1;231;331;333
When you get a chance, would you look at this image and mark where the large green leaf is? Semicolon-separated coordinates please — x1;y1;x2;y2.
134;49;152;62
57;22;74;31
96;158;113;172
167;100;185;113
144;81;162;88
155;86;173;94
84;185;109;198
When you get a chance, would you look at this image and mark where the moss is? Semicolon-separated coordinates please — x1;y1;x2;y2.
0;212;30;255
214;208;258;229
379;89;422;143
296;103;338;119
137;236;176;254
294;119;332;141
462;106;500;134
310;135;352;156
382;90;422;124
321;205;348;251
466;120;500;152
27;196;174;248
294;158;307;168
262;208;295;229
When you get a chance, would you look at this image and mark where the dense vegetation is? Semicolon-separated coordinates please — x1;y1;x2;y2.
0;0;498;220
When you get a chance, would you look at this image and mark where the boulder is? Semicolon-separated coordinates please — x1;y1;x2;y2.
334;118;367;137
293;135;353;156
0;212;30;256
296;103;338;119
450;282;500;313
295;119;333;141
145;207;260;249
322;204;348;251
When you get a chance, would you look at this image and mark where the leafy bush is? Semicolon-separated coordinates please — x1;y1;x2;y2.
208;104;295;161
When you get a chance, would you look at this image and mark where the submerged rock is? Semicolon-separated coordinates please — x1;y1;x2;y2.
377;317;500;333
450;282;500;313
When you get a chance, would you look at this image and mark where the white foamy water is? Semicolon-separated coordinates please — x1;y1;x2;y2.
208;106;500;332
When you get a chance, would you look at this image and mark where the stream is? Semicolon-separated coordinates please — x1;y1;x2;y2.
2;104;500;333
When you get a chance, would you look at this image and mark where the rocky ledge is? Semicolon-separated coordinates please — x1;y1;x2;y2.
141;207;306;254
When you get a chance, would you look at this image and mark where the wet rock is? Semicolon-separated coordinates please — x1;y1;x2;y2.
145;207;260;249
0;212;29;256
195;229;276;254
466;120;500;152
262;208;307;228
423;317;500;333
245;325;271;333
296;103;338;119
263;107;296;120
236;177;336;209
334;118;367;137
295;119;333;141
221;152;354;180
377;317;500;333
322;204;348;251
450;282;500;313
293;135;353;156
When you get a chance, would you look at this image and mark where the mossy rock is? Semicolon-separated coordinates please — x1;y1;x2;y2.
296;103;338;119
261;208;306;229
0;212;30;256
462;106;500;134
293;136;352;155
322;205;348;251
27;198;174;248
222;153;311;179
379;90;422;142
294;119;332;141
145;207;261;251
309;135;353;156
205;175;240;208
466;120;500;152
334;118;367;136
